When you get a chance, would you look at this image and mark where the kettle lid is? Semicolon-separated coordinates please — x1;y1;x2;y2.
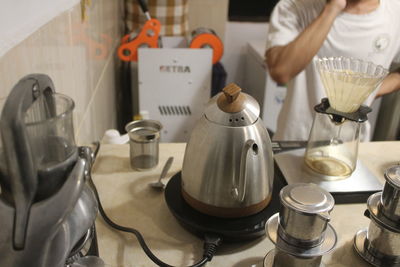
205;83;260;126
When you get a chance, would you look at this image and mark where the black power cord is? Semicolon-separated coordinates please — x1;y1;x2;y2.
88;176;222;267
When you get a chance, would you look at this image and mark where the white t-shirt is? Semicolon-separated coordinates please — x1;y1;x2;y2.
266;0;400;141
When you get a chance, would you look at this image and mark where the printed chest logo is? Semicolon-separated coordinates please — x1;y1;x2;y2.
373;34;390;52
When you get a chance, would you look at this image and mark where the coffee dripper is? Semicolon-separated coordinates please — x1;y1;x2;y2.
305;57;388;179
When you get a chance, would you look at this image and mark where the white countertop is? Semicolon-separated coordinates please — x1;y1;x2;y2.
92;142;400;267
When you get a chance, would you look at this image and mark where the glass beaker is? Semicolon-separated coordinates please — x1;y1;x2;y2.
125;120;162;171
25;93;78;199
304;112;360;179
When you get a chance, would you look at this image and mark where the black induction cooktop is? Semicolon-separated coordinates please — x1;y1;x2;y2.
164;169;285;242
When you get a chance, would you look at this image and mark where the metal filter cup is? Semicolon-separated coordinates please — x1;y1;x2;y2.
125;120;162;171
381;165;400;223
279;183;335;247
365;217;400;261
354;192;400;266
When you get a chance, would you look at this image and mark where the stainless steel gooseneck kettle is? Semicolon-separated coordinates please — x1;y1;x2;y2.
181;83;274;218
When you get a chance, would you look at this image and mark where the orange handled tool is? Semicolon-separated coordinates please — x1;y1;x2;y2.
118;18;161;62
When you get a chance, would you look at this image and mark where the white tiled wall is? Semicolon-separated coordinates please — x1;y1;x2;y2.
0;0;123;145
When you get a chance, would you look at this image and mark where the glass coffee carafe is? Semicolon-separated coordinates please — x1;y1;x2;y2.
305;57;388;179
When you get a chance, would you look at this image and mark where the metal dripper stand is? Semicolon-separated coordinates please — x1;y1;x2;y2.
264;183;337;267
0;74;100;267
305;57;389;180
354;165;400;267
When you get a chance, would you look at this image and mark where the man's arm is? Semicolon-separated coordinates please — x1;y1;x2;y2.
266;0;346;84
376;70;400;98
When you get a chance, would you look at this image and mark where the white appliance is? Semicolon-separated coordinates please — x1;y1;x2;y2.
243;40;286;134
137;38;212;142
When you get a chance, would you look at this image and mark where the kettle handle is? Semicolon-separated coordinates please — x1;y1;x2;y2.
232;139;255;202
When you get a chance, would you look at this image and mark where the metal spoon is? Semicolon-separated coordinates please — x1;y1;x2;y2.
150;157;174;190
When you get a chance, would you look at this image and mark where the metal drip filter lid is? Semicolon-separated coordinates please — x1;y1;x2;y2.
384;165;400;189
280;183;335;214
204;83;260;127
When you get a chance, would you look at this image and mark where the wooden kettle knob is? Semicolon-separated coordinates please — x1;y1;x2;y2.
217;83;246;113
223;83;241;103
